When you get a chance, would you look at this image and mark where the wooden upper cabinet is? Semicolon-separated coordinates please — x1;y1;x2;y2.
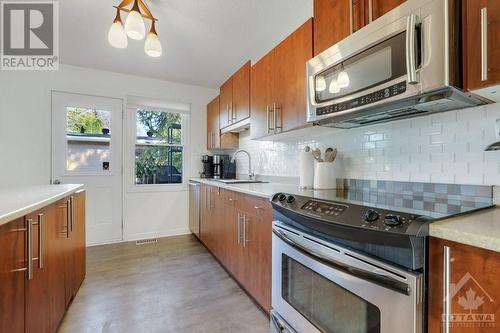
313;0;351;56
428;237;500;333
250;51;275;139
313;0;406;56
371;0;406;21
207;96;221;150
232;61;251;123
464;0;500;91
250;19;313;139
219;61;251;129
219;79;233;129
275;19;313;133
0;218;25;333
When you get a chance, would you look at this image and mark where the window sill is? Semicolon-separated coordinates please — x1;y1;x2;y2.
127;183;188;193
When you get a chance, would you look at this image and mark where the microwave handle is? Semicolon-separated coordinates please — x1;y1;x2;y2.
406;13;419;84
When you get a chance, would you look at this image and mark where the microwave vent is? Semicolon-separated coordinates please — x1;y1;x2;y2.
336;108;427;127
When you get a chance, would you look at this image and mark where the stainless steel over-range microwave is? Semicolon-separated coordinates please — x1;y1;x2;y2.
306;0;488;129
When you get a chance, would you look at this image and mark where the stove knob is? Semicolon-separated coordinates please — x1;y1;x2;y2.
363;209;379;223
286;196;296;204
278;194;287;202
384;214;402;226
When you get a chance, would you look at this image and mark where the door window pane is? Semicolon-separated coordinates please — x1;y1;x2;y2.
282;255;381;333
66;107;112;173
135;110;183;185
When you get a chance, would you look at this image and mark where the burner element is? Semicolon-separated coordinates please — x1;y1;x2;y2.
363;209;380;223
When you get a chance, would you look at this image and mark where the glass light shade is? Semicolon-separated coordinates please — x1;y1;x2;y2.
329;80;340;93
145;32;162;57
337;71;350;88
108;21;128;48
124;10;146;40
316;76;326;92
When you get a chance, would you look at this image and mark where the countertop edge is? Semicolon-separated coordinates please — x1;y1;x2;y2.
190;178;273;199
0;184;84;226
429;206;500;253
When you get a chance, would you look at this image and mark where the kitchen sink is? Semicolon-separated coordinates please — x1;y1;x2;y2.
214;179;267;184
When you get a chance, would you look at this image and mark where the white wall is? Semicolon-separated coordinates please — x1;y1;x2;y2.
237;104;500;186
0;64;217;241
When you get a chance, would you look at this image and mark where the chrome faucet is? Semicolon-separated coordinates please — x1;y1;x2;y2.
231;149;254;180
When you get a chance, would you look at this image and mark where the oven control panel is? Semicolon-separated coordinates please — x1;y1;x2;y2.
271;192;431;236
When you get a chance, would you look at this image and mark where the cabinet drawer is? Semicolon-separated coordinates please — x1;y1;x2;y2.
244;195;272;220
222;190;243;209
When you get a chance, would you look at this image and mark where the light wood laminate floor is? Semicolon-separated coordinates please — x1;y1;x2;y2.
58;235;270;333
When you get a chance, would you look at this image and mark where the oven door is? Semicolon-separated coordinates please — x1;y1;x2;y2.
271;222;423;333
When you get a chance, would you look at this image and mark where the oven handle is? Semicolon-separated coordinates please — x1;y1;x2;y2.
270;310;297;333
273;228;411;295
406;13;419;84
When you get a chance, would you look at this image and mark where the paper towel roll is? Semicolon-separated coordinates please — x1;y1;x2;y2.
299;150;314;188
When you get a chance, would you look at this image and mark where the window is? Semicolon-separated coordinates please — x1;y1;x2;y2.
135;109;183;185
66;107;112;173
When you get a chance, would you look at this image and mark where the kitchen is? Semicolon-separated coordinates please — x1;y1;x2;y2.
0;0;499;332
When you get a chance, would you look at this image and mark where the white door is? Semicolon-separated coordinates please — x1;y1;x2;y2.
51;91;123;245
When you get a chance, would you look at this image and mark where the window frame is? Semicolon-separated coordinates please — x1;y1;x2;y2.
125;106;190;193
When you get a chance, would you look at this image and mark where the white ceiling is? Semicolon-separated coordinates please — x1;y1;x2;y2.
59;0;313;88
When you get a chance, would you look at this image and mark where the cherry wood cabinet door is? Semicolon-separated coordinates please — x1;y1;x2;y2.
274;19;313;133
464;0;500;91
222;206;244;281
25;210;51;333
73;191;86;292
250;51;275;139
48;200;67;332
232;61;251;122
207;96;220;149
0;218;25;333
243;200;272;312
370;0;406;21
313;0;351;56
428;237;500;333
219;78;233;129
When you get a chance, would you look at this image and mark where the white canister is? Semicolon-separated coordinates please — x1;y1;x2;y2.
313;162;337;190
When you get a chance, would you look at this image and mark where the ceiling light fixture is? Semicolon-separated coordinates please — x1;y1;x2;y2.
108;0;162;57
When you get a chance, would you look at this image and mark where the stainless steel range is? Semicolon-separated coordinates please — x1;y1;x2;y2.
269;189;491;333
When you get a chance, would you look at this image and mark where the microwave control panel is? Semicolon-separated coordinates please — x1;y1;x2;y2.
316;81;407;116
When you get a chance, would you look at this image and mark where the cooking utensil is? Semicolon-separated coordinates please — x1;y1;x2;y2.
312;148;323;162
324;148;338;162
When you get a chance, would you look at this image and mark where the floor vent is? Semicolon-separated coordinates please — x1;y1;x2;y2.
135;238;158;246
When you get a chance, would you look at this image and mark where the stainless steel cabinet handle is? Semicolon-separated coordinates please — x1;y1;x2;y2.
274;103;282;132
38;213;44;269
237;213;241;244
66;199;70;238
481;7;488;81
406;14;419;84
443;245;451;333
243;214;249;248
266;105;271;134
227;104;230;124
70;196;74;233
368;0;373;23
231;102;236;121
27;218;34;280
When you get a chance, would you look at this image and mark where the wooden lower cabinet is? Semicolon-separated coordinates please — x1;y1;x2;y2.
0;190;86;333
0;218;25;333
428;237;500;333
200;185;272;312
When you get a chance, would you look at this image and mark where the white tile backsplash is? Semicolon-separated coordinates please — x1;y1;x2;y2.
236;103;500;185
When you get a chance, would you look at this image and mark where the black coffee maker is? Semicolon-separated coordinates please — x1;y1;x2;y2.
213;154;236;179
200;155;214;178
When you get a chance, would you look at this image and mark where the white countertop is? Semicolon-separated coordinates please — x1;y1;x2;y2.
0;184;84;226
430;206;500;252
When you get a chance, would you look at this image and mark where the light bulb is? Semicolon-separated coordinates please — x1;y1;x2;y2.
315;76;326;92
145;32;162;57
108;21;128;48
337;70;350;88
329;79;340;93
125;10;146;40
